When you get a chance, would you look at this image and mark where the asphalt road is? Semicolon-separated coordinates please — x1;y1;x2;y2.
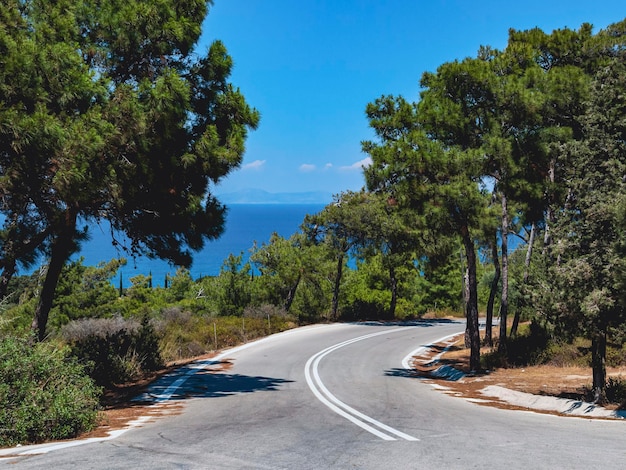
2;321;624;469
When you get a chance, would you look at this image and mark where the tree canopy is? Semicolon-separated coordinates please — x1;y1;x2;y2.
362;18;626;381
0;0;259;339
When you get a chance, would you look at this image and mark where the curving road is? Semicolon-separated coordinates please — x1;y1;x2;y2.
2;321;624;469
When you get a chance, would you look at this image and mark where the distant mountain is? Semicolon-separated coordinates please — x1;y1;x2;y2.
217;188;333;204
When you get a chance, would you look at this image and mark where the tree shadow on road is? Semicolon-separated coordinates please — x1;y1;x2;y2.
133;360;293;402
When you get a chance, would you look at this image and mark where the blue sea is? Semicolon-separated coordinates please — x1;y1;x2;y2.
68;204;325;287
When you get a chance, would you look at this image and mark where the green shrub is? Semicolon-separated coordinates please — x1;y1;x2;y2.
605;377;626;405
506;320;550;365
0;336;100;446
543;337;591;367
61;316;163;387
606;343;626;367
482;320;551;368
340;298;387;321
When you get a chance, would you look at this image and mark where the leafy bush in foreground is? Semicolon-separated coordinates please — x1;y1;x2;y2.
0;337;100;446
61;316;164;387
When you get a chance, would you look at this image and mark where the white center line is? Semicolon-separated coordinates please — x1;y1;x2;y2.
304;328;420;441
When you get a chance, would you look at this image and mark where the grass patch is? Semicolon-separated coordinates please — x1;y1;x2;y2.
155;305;297;363
421;308;464;319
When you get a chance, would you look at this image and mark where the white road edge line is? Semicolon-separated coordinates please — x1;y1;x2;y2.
401;332;463;370
305;328;420;442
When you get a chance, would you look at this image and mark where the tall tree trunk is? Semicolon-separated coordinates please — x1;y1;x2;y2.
511;223;536;336
461;226;480;372
284;273;301;312
523;222;536;284
388;264;397;320
542;159;556;257
591;331;607;404
485;236;500;347
498;192;509;355
331;253;344;320
459;247;471;348
464;267;471;348
32;209;78;341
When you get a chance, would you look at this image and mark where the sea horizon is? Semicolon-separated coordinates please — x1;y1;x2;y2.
22;203;326;287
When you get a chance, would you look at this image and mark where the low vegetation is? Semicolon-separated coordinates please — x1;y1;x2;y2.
0;337;100;447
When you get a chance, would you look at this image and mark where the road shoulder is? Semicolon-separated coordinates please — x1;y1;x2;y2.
411;334;626;420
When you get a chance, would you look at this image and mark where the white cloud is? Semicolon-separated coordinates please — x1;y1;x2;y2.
299;163;317;172
339;157;372;171
324;163;333;170
242;159;266;170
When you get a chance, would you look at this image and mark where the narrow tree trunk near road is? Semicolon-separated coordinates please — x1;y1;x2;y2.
591;331;607;404
542;159;556;257
459;246;470;348
485;237;500;347
464;267;471;348
461;226;480;372
388;264;398;320
32;209;78;341
523;223;536;285
511;223;536;337
498;192;509;355
331;253;344;320
284;273;301;312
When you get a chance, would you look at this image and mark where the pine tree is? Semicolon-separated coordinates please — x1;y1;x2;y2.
0;1;259;340
548;52;626;401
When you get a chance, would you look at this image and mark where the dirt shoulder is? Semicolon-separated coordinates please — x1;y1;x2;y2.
81;352;220;439
412;333;626;419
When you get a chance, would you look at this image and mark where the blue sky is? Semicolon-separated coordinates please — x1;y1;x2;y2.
199;1;624;199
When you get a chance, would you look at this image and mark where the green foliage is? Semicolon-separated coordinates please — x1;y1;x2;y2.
604;378;626;405
541;338;592;368
115;274;169;317
0;0;259;340
50;257;125;327
61;316;163;387
539;338;626;369
482;320;550;368
251;233;331;320
340;255;420;320
215;253;252;316
505;320;551;366
363;82;487;369
166;268;195;302
416;254;463;315
0;336;100;446
534;50;626;395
